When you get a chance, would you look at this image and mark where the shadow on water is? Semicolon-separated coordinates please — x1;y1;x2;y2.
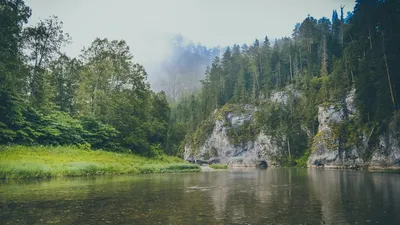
1;168;399;225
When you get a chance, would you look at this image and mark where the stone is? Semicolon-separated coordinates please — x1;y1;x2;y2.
187;155;195;163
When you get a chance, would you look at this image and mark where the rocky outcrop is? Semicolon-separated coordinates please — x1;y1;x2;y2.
185;86;400;169
308;103;365;168
308;88;400;169
369;134;400;168
270;88;301;105
184;106;285;167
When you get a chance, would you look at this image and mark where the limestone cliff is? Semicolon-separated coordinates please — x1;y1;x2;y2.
184;88;299;167
184;105;282;167
308;88;400;168
185;87;400;169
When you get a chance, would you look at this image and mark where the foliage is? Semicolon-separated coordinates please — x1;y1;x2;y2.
295;149;311;168
0;1;172;157
0;93;118;148
189;118;215;152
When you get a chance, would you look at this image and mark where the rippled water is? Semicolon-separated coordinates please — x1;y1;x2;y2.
1;168;400;225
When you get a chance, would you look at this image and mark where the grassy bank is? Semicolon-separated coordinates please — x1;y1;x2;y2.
0;146;200;179
209;163;228;169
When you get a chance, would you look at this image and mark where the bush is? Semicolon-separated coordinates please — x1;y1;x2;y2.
0;90;119;150
295;149;311;168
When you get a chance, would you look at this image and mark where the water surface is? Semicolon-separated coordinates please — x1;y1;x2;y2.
1;168;400;225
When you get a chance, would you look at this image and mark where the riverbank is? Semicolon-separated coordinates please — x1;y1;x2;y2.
0;146;200;179
309;164;400;172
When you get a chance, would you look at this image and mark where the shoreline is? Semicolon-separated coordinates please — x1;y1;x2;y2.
308;165;400;171
2;145;399;180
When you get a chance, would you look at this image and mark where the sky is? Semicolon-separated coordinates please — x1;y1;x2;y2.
25;0;356;82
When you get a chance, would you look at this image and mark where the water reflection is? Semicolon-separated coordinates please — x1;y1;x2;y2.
308;169;400;225
0;169;399;225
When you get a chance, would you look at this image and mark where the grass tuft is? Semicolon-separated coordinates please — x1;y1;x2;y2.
209;163;228;169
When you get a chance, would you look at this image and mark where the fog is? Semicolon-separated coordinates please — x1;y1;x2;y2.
25;0;355;97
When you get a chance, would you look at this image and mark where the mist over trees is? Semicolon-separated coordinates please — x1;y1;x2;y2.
152;35;222;101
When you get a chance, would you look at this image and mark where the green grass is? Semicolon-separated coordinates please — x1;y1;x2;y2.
209;163;228;169
0;145;200;179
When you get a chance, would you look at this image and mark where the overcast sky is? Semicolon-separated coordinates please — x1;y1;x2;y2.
25;0;355;80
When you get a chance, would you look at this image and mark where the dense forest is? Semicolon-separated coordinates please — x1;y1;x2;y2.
1;0;399;163
0;0;171;157
171;0;400;163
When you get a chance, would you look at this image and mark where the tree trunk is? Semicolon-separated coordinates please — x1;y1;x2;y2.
289;53;293;81
382;31;396;110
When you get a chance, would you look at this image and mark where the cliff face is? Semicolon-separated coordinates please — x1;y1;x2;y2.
308;88;400;168
184;106;283;167
184;88;298;167
185;88;400;169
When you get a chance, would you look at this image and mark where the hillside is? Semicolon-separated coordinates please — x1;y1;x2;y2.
171;0;400;168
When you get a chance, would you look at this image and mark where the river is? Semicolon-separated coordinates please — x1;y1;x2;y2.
1;168;399;225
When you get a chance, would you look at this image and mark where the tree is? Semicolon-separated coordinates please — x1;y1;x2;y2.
24;16;71;109
320;35;329;76
49;55;81;114
0;0;31;91
0;0;31;143
260;35;273;94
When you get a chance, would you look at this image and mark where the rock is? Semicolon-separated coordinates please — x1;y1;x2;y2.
270;86;301;105
184;88;304;168
256;160;268;169
308;89;400;169
184;144;191;161
369;133;400;167
187;156;195;163
208;157;220;164
195;159;209;166
317;105;344;132
230;113;252;127
185;105;281;167
345;88;357;117
308;91;365;168
186;87;400;170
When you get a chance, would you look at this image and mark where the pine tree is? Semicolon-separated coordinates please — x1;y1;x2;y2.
320;35;329;76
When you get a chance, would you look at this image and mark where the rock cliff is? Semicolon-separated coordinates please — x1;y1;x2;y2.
185;87;400;169
184;106;282;167
308;88;400;168
184;88;298;167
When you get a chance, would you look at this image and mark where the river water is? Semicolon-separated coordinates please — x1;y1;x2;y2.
0;168;399;225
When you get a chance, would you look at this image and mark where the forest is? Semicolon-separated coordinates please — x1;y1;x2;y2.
1;0;175;157
1;0;400;166
171;0;400;164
